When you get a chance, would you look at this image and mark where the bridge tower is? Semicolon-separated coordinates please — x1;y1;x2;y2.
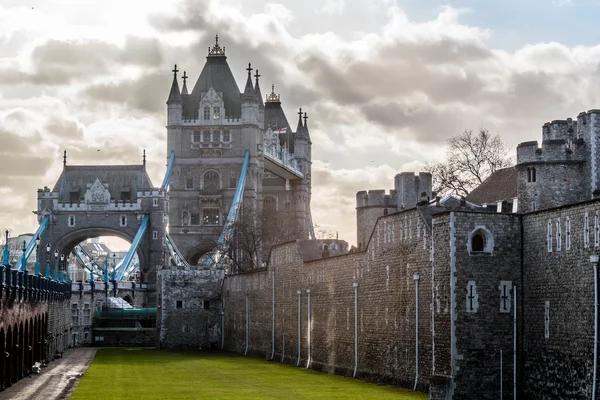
166;36;313;266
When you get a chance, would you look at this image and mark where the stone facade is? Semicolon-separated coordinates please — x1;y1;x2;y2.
158;269;224;349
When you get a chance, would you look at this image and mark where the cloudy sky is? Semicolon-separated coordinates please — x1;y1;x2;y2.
1;0;600;248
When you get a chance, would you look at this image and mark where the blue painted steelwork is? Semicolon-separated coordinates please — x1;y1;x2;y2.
204;150;250;268
165;232;191;269
161;151;176;189
71;244;104;274
1;230;10;267
17;215;50;270
115;215;149;280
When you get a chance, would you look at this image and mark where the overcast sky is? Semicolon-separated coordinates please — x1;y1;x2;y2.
1;0;600;248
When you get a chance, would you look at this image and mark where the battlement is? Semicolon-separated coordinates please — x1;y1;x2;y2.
517;139;586;165
394;171;432;209
542;119;577;141
356;190;397;208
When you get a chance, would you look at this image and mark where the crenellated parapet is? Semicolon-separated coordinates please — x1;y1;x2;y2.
356;189;398;208
516;139;586;165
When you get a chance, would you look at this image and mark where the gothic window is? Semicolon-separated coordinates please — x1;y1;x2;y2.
203;131;210;142
229;177;237;189
468;226;493;254
203;208;220;225
223;130;230;142
264;196;277;213
119;215;127;227
190;213;200;225
213;106;221;119
193;131;201;143
203;171;220;190
185;177;193;190
203;107;210;120
68;215;75;227
547;220;553;253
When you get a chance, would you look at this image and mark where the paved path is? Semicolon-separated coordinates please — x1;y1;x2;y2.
0;347;97;400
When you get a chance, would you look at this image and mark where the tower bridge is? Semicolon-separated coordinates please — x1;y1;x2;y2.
0;35;315;389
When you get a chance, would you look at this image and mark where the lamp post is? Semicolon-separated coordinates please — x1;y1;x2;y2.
53;249;59;281
34;238;41;276
44;244;51;279
59;254;65;283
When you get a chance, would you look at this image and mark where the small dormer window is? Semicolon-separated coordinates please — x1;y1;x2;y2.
203;106;210;120
121;190;131;202
213;106;221;119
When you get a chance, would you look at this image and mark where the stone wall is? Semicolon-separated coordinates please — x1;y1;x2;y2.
522;199;600;399
223;207;434;390
158;269;224;349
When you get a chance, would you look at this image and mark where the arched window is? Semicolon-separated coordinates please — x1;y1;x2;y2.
203;106;210;120
264;196;277;213
203;171;220;190
68;215;75;227
185;177;193;190
213;106;221;119
119;215;127;227
531;167;537;182
468;226;494;254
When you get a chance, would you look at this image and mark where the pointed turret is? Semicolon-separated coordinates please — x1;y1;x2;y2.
181;71;189;95
167;64;182;125
242;63;256;101
254;69;265;129
264;84;293;152
296;107;304;137
167;64;181;104
304;112;312;144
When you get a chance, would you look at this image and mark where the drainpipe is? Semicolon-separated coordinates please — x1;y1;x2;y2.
306;289;311;369
271;267;275;360
297;290;301;366
592;255;599;400
281;333;285;363
500;349;503;399
413;274;420;391
513;285;517;400
353;282;359;378
245;296;249;356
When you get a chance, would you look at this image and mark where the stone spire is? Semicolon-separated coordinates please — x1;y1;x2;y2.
181;71;188;95
296;107;304;136
166;64;181;104
254;69;264;109
243;63;255;100
304;112;311;143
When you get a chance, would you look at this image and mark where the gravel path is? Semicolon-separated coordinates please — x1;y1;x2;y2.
0;347;98;400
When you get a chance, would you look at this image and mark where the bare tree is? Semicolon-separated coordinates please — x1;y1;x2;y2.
425;129;513;197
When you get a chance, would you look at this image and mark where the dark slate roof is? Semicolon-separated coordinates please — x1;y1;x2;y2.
186;55;242;119
52;165;154;202
166;74;181;104
255;78;264;110
465;166;518;205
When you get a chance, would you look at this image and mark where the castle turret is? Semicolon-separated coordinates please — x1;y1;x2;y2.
395;172;432;209
166;64;182;125
181;71;189;95
241;63;258;125
254;69;265;131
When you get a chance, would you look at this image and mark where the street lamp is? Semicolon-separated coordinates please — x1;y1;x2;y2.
53;249;59;281
45;243;51;278
60;254;65;283
34;238;41;276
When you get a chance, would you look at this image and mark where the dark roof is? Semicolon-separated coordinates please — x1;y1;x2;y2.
465;166;518;205
186;55;242;119
52;165;154;202
166;74;181;104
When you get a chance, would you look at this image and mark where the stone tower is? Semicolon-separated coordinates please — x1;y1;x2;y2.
166;36;313;266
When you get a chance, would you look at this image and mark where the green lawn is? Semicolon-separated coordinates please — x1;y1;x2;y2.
70;348;427;400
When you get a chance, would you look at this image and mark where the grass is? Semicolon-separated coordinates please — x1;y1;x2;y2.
70;348;428;400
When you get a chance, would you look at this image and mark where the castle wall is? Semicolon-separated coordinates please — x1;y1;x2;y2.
355;190;397;250
430;211;522;400
223;208;433;391
521;200;600;399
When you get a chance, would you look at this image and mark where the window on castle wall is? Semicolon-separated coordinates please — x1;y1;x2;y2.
119;216;127;227
264;196;277;213
185;177;193;190
203;107;210;120
190;213;200;225
223;130;230;142
68;215;75;227
213;106;221;119
176;300;183;309
193;131;201;143
229;177;237;189
532;168;537;182
468;227;493;254
203;131;210;142
203;208;220;225
383;208;388;216
204;300;210;309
